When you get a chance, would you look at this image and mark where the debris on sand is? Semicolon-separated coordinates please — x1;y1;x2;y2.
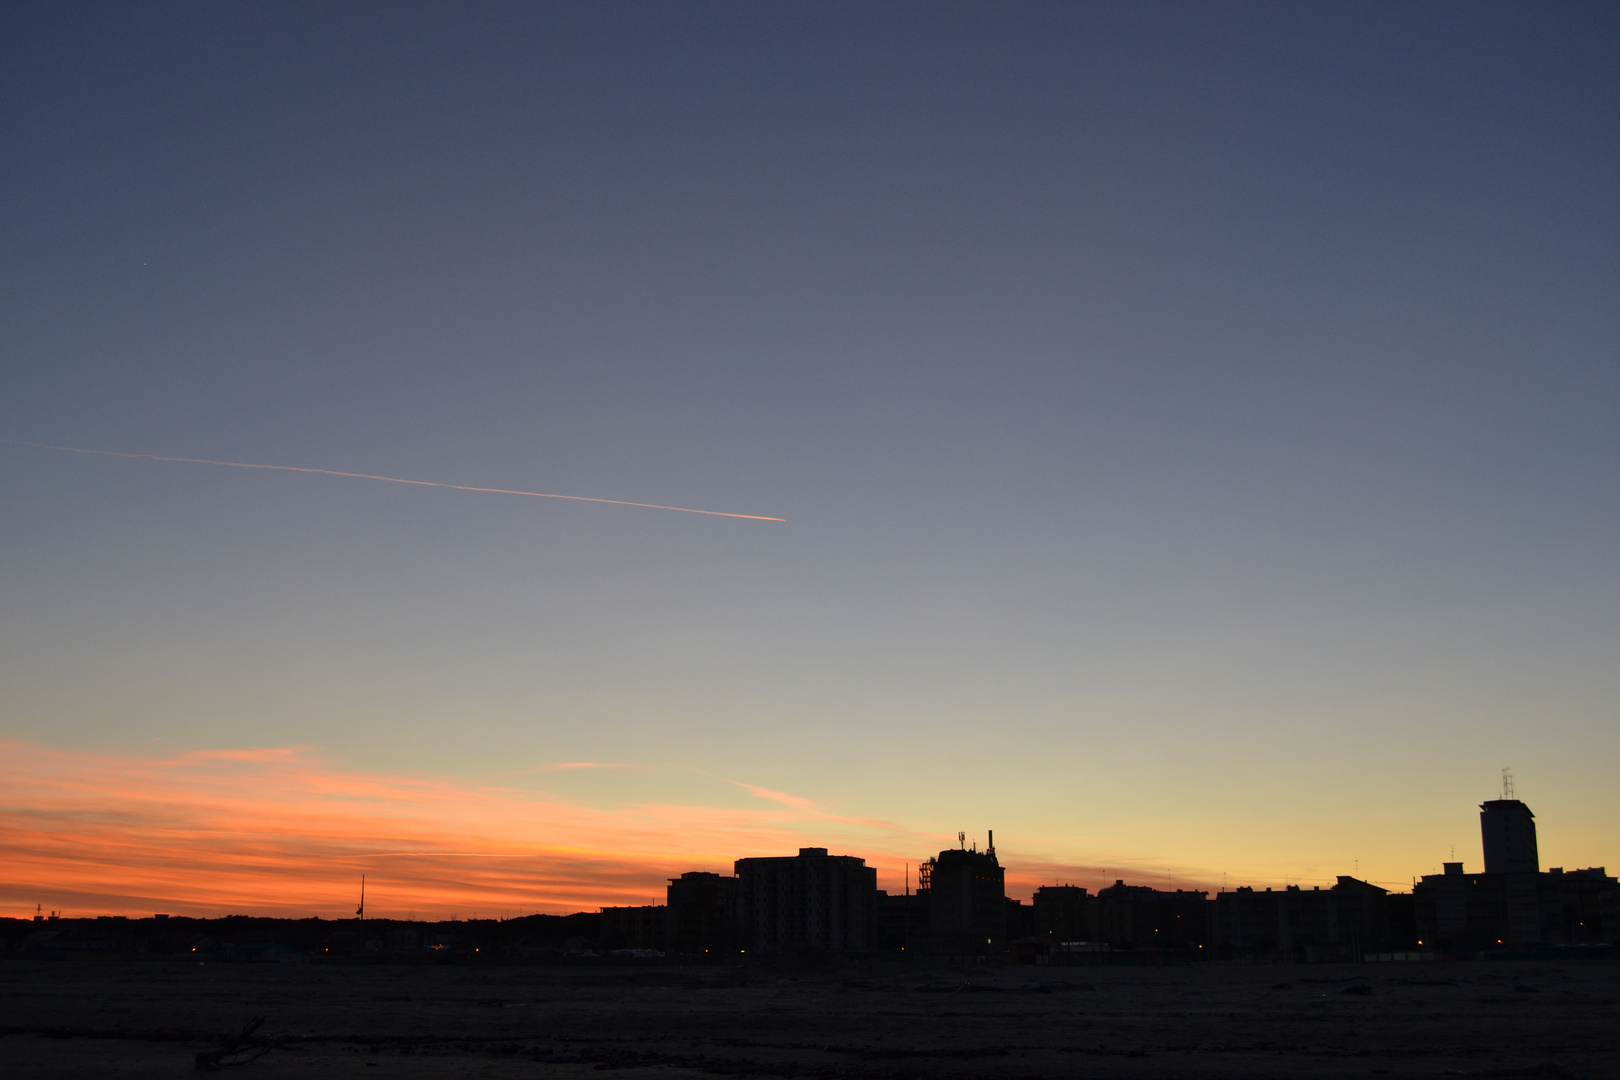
193;1017;284;1071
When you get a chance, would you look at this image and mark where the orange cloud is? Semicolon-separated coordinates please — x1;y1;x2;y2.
0;741;1194;920
0;741;960;920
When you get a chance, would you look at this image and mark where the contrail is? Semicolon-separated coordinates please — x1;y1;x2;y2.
3;440;785;522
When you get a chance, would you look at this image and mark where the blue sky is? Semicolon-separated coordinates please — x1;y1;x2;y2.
2;2;1616;911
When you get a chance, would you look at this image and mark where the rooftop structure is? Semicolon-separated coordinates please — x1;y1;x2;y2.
925;831;1007;952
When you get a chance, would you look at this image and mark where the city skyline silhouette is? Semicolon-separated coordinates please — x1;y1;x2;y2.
3;3;1617;926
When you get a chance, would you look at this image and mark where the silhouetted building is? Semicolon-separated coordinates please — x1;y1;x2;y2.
1542;867;1620;945
1331;875;1394;951
734;848;877;953
1032;885;1093;943
1416;861;1536;949
1415;861;1619;951
1095;880;1207;948
1005;898;1033;941
1213;887;1282;951
666;872;737;955
598;905;666;950
1387;891;1418;950
1480;800;1539;874
1213;876;1393;958
925;835;1006;952
875;890;928;950
1414;796;1618;951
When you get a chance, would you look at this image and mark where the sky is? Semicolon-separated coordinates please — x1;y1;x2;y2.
2;1;1617;919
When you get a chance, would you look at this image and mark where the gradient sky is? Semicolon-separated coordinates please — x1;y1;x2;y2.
3;1;1617;918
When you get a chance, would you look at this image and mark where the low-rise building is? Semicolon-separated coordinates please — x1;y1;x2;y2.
875;890;928;950
1095;881;1207;948
599;904;666;951
1213;876;1395;958
1032;885;1093;943
666;872;737;955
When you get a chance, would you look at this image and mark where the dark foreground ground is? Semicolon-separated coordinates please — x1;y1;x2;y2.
2;958;1617;1079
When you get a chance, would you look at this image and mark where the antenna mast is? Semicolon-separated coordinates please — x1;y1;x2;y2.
356;874;365;921
1501;767;1515;800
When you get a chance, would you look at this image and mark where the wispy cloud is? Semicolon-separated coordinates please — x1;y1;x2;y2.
726;780;819;813
0;741;949;919
720;778;909;832
0;741;1225;918
490;761;645;778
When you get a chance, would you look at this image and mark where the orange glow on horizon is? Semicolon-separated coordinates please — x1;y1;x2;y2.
0;740;1183;919
0;741;908;918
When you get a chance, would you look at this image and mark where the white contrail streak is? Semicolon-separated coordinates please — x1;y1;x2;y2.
3;440;786;522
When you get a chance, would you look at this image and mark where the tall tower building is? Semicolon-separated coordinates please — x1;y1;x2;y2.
1479;799;1538;874
734;847;877;953
927;831;1007;950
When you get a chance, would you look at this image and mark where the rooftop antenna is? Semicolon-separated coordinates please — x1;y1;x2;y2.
1501;767;1515;800
356;874;365;921
987;830;995;857
958;831;966;850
